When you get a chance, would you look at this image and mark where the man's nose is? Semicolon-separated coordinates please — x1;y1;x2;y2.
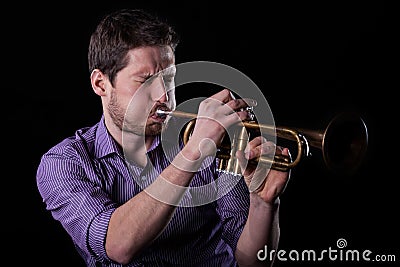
158;89;169;104
151;75;169;103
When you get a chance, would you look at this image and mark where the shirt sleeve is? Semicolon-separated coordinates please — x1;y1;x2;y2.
215;176;250;254
36;142;117;264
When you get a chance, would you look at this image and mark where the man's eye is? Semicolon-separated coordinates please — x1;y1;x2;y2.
136;76;154;85
145;74;160;83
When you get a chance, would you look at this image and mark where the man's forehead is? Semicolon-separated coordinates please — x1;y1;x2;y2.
126;47;175;74
160;46;174;61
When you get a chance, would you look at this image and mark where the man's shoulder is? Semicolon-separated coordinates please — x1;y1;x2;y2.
44;123;99;159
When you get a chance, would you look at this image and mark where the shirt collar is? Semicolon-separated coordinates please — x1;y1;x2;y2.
148;135;161;152
95;116;122;159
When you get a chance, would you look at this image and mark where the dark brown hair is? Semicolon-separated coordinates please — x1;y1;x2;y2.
88;9;179;86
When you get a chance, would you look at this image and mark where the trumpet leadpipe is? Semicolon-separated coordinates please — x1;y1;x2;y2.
156;108;277;137
155;109;197;119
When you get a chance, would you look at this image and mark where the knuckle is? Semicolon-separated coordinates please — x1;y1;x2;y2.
222;88;231;96
264;140;274;146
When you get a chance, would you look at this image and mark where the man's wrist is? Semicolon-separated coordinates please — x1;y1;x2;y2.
172;145;204;173
250;193;280;210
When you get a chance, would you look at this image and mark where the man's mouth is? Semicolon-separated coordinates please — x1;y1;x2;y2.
150;106;171;121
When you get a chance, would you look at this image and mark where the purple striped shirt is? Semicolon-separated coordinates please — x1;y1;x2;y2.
36;116;250;266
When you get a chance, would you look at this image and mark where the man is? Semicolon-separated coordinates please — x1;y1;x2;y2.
36;8;290;266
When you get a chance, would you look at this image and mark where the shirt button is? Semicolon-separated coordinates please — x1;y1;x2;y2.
141;176;146;181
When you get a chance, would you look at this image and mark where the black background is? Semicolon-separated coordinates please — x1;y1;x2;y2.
5;1;398;266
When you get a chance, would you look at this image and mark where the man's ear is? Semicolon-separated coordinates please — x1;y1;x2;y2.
90;69;108;96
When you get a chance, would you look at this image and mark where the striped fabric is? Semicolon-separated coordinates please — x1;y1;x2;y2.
36;115;250;266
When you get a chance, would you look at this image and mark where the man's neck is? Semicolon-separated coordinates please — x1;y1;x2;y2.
145;136;156;151
104;116;155;167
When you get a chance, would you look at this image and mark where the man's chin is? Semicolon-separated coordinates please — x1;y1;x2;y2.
145;124;164;136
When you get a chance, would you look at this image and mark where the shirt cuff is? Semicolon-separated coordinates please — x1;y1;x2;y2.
88;208;115;262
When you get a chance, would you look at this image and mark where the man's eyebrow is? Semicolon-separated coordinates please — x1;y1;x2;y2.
132;71;152;79
137;73;152;79
132;65;176;79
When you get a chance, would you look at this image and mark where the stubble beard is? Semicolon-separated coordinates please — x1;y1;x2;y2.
108;92;164;137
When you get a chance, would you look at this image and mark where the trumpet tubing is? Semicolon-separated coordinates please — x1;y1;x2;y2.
156;109;368;175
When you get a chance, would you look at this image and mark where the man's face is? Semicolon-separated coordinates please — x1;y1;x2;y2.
108;45;176;136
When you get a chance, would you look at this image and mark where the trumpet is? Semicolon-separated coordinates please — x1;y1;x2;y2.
156;109;368;175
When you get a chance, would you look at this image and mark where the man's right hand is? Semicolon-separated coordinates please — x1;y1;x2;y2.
184;89;255;160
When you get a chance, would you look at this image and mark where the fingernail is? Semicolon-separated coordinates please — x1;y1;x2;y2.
247;99;257;106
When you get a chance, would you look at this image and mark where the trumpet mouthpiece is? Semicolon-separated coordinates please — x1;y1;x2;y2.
155;109;171;118
156;109;170;115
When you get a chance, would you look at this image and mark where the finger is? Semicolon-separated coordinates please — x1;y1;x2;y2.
235;149;254;178
224;98;257;113
282;147;289;156
236;149;247;170
246;136;265;150
281;147;292;162
245;138;277;160
243;136;263;159
209;89;234;103
223;110;252;126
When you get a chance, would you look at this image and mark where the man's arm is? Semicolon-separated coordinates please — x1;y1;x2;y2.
235;138;291;267
236;195;280;267
105;143;202;264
